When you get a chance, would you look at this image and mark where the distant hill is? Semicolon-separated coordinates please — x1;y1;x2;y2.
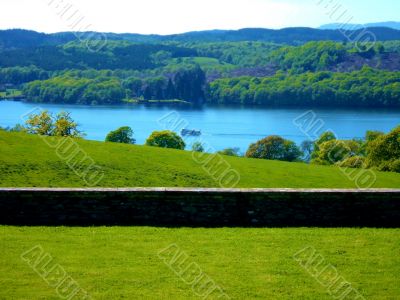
320;22;400;31
2;27;400;50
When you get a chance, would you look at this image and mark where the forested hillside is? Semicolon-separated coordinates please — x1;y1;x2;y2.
3;27;400;48
207;68;400;107
1;28;400;107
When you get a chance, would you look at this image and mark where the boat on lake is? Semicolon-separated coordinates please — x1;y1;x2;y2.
181;129;201;136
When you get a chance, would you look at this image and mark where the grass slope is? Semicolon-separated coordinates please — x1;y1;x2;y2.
0;130;399;188
0;226;399;299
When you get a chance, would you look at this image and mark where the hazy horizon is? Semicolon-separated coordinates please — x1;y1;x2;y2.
1;0;400;35
2;21;400;36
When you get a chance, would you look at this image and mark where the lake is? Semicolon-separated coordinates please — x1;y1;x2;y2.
1;100;399;153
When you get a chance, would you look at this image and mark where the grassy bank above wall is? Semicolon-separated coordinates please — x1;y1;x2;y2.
1;131;399;188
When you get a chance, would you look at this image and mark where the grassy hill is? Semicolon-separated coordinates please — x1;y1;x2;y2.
0;130;399;188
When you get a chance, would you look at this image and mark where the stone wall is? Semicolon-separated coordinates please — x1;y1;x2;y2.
0;188;399;227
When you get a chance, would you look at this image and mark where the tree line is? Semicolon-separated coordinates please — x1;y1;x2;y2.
22;66;206;105
206;67;400;107
0;42;197;71
18;66;400;107
0;66;49;85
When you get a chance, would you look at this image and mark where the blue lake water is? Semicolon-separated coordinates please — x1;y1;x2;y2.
0;100;399;153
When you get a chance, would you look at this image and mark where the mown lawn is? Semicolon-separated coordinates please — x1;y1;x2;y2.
0;131;400;188
0;227;399;299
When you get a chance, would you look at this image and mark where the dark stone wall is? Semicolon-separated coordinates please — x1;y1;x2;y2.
0;188;399;227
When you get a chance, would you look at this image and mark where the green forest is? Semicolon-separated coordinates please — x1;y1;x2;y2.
1;29;400;107
207;68;400;107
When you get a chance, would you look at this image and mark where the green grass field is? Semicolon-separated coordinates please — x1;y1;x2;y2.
1;132;399;299
0;226;399;299
1;130;400;188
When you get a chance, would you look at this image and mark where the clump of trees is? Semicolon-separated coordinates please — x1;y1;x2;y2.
240;125;399;174
193;41;281;67
24;110;83;137
23;76;126;105
309;127;400;173
268;41;347;73
123;66;206;104
207;67;400;107
105;126;136;144
366;126;400;172
0;66;48;85
245;135;302;162
146;130;185;150
23;66;206;105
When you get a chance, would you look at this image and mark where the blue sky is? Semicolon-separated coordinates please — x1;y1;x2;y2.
1;0;399;34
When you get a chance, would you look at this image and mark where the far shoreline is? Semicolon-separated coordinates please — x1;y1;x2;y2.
2;98;400;112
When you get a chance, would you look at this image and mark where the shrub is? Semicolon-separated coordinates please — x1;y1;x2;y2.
146;130;185;150
218;148;241;157
246;135;302;162
192;142;204;152
336;156;365;168
367;126;400;172
25;110;82;137
312;139;362;165
106;126;136;144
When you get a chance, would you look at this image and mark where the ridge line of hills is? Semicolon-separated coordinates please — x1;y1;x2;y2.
2;27;400;47
319;21;400;30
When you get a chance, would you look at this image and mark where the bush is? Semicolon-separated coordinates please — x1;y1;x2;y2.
106;126;136;144
192;142;204;152
389;160;400;173
312;136;362;166
377;159;400;173
25;110;82;137
218;148;241;157
246;135;302;162
336;156;365;168
146;130;185;150
367;126;400;172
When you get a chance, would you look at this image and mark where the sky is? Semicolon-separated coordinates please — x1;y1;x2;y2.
0;0;399;35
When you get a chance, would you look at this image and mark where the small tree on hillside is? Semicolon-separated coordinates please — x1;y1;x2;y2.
192;142;204;152
54;111;83;137
218;148;241;157
25;110;54;136
245;135;302;162
106;126;136;144
146;130;185;150
25;110;83;137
